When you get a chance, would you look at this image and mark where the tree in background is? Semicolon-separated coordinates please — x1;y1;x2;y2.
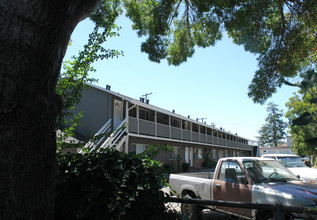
286;87;317;156
257;102;288;147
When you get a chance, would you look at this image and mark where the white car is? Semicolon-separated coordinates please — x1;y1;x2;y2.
262;154;317;183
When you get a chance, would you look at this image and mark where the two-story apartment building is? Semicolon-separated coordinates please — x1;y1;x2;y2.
72;83;256;170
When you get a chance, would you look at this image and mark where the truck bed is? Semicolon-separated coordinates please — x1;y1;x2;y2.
169;172;214;200
175;171;214;179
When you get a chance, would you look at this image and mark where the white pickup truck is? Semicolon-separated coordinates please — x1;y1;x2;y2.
169;157;317;219
261;154;317;184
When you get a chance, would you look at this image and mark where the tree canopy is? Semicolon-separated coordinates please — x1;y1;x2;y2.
123;0;317;104
257;102;288;147
59;0;317;112
286;87;317;155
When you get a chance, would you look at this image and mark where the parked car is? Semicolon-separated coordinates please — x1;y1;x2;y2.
169;157;317;219
262;154;317;183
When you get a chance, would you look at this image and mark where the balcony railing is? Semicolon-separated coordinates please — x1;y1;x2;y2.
128;117;253;150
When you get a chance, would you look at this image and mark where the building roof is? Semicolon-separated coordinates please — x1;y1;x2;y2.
87;83;250;141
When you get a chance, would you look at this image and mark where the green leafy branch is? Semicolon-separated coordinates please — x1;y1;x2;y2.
56;1;123;151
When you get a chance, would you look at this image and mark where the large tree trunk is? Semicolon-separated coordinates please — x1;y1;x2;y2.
0;1;100;219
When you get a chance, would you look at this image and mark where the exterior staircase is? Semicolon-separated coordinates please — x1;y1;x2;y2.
81;118;127;153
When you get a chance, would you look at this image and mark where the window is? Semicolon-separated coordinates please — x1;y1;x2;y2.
207;128;212;135
218;150;223;158
132;144;148;154
170;147;181;159
182;121;190;130
157;112;169;125
200;126;206;134
129;104;136;117
171;117;181;128
243;160;297;184
192;123;198;132
139;108;149;120
139;108;154;121
197;148;203;159
136;144;147;154
218;161;245;183
276;156;307;168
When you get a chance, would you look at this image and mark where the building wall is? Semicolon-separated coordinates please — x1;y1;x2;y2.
259;147;295;156
128;136;252;171
73;87;113;140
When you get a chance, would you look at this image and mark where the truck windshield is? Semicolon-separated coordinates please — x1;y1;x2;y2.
276;156;307;168
242;160;299;184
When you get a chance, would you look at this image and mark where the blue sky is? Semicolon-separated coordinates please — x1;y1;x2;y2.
64;15;299;141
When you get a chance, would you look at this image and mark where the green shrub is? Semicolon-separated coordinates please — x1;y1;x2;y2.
163;163;175;174
202;160;217;169
210;160;217;168
55;148;178;220
181;162;190;172
202;160;209;168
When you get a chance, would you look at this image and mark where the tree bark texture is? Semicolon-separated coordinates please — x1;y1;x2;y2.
0;0;100;219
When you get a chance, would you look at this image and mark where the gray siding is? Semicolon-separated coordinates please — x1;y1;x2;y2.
128;117;138;133
139;119;155;136
73;87;113;139
171;127;181;140
157;123;170;138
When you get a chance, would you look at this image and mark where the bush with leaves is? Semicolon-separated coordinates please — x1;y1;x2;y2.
163;163;176;174
181;162;190;172
202;160;217;169
55;148;178;220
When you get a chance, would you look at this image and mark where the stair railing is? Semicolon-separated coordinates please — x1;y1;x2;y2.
80;118;112;153
99;119;127;150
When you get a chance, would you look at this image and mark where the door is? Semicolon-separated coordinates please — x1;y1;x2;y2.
189;147;194;167
185;147;189;164
213;160;252;218
113;100;123;129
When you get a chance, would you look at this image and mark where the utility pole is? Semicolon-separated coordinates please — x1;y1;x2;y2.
196;117;207;123
142;92;152;102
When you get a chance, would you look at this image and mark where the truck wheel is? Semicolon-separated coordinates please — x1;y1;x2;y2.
181;194;202;220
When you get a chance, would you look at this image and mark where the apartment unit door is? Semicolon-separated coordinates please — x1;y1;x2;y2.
189;148;194;167
113;100;123;129
185;147;194;167
185;147;189;163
